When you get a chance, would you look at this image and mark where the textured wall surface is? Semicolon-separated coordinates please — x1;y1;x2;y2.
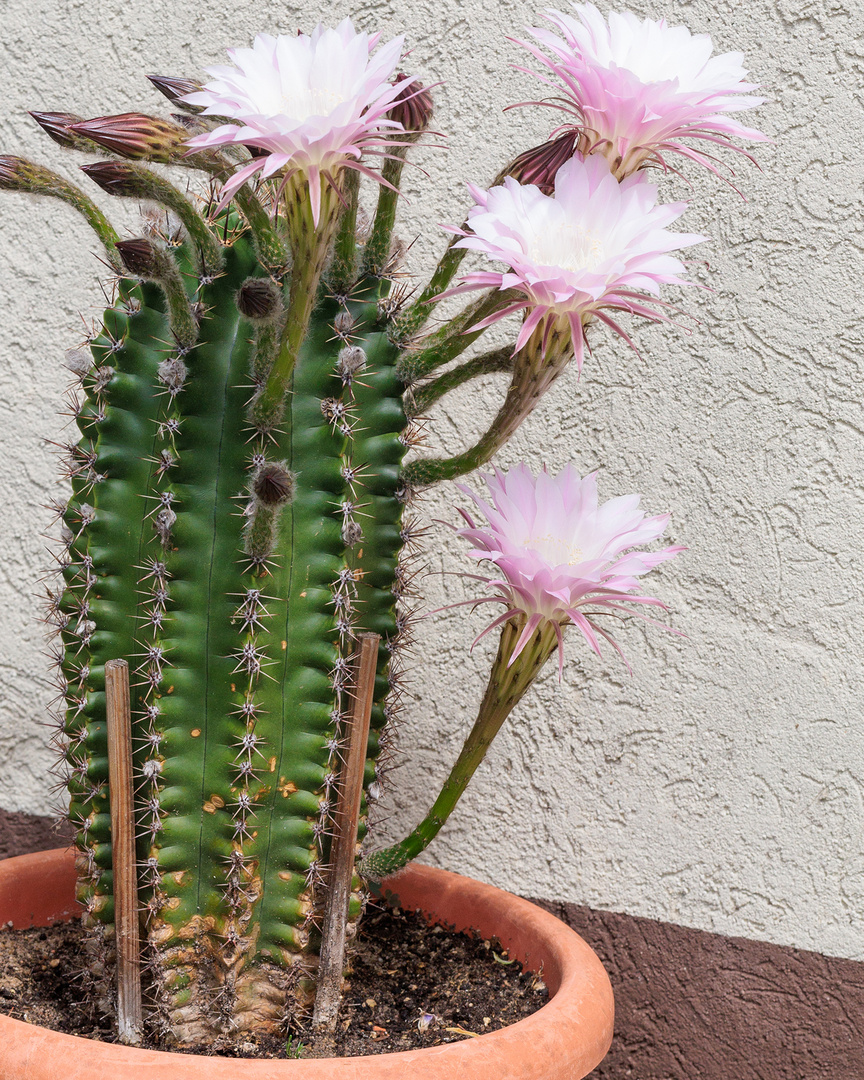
1;0;862;962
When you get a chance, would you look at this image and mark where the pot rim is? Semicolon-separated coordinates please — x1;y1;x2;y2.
0;847;613;1080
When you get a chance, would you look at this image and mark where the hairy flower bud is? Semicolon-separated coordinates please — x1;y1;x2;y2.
236;278;281;321
0;156;54;193
70;113;189;163
28;111;87;150
0;156;26;191
115;238;160;277
253;462;296;506
387;74;433;139
146;75;204;113
80;160;143;197
506;133;578;196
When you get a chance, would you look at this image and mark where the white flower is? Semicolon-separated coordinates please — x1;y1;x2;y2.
184;19;406;224
443;154;704;367
517;3;767;178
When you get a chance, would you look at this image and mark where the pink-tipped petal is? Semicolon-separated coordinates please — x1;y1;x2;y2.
516;3;766;182
443;153;703;366
455;463;683;673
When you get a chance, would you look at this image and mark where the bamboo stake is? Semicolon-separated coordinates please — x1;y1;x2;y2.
105;658;143;1046
312;632;381;1033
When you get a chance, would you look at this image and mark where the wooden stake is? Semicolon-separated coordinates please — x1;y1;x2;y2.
105;658;143;1046
312;632;380;1033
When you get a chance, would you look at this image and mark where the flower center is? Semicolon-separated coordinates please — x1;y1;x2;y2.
279;86;346;119
526;221;606;274
523;532;584;567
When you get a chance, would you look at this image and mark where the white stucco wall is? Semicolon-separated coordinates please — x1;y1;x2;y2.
2;0;863;961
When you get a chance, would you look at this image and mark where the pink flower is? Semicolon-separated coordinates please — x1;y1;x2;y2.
443;153;703;368
454;464;684;675
516;3;767;179
183;20;407;224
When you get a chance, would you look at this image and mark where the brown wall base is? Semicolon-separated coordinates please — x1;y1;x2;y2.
2;811;861;1078
534;898;864;1080
0;807;73;861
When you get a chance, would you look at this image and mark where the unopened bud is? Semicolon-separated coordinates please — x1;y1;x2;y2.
253;462;296;506
70;113;189;163
115;238;159;277
0;156;27;191
29;111;86;149
387;75;433;140
146;75;204;113
236;278;281;321
506;133;578;196
80;161;143;197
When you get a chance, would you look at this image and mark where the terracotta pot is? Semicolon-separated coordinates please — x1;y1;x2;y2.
0;848;613;1079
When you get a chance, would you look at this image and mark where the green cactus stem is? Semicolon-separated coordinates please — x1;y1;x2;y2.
360;614;559;881
45;206;411;1042
409;345;514;416
0;156;121;267
4;137;412;1039
404;320;574;486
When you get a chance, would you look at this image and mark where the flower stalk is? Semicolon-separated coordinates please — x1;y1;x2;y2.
251;183;340;430
404;320;573;486
396;288;514;385
330;168;361;293
409;345;515;416
361;615;559;880
0;156;121;268
81;161;224;277
389;233;468;346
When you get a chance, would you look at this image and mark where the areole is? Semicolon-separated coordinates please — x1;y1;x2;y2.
0;847;613;1080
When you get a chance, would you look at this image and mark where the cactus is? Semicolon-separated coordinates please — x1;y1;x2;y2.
3;116;421;1041
1;10;764;1051
0;98;524;1041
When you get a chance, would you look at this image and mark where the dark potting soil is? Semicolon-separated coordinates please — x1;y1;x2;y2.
0;899;548;1058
